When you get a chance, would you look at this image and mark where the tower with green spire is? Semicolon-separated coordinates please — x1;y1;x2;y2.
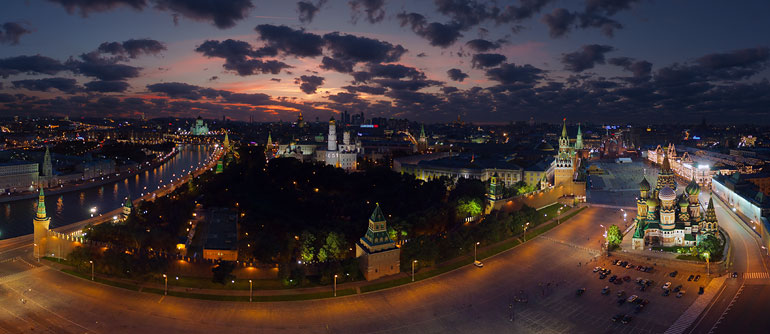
703;196;718;232
223;132;230;152
122;195;133;219
355;203;400;280
418;124;428;152
575;123;584;150
554;118;574;186
215;159;224;174
41;146;52;177
33;188;51;260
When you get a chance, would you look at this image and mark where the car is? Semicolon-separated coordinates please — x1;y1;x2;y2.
617;290;626;298
576;288;586;296
662;282;672;290
605;269;612;275
622;315;633;324
614;260;621;265
646;266;654;273
677;291;686;298
609;275;617;282
626;264;633;269
640;279;648;286
674;285;683;292
732;271;739;278
627;295;638;303
662;289;670;296
638;285;646;292
670;271;678;277
623;276;631;282
474;260;484;267
694;274;701;282
602;286;610;295
688;275;694;281
646;280;655;287
617;298;626;306
614;279;623;285
593;267;601;273
599;274;607;279
612;314;623;322
640;299;649;305
699;287;705;295
634;304;644;313
636;277;643;284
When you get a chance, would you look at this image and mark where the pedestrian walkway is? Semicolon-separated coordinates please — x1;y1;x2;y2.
664;276;727;334
538;236;601;256
743;272;769;279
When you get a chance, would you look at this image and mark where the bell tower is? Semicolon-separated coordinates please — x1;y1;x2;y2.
33;188;51;259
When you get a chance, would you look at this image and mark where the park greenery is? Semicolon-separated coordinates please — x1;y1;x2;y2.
607;224;623;249
72;145;552;286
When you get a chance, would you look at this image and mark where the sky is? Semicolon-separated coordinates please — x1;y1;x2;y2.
1;0;769;124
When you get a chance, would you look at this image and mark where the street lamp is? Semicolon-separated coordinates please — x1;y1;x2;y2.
523;222;530;241
89;260;94;281
474;242;480;262
412;260;417;282
162;274;168;295
333;274;338;297
249;279;253;302
703;252;710;276
557;207;563;224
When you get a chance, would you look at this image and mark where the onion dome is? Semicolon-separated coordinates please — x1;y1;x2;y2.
639;177;650;191
686;178;701;196
646;197;658;208
659;186;676;201
679;195;689;207
535;140;555;152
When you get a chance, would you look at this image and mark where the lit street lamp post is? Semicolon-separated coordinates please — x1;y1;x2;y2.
412;260;417;282
523;222;530;241
163;274;168;295
90;260;94;281
474;242;480;262
249;279;253;302
704;252;710;276
333;274;338;297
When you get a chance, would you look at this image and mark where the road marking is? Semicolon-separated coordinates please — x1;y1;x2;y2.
665;276;727;334
743;272;769;279
707;283;744;334
158;295;165;303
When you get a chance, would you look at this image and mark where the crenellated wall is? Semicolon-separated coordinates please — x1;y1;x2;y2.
487;181;586;213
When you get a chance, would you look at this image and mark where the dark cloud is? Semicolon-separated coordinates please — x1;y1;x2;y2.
323;32;406;63
147;82;221;99
485;63;543;85
298;0;326;24
46;0;147;16
372;78;442;91
442;86;459;94
465;39;501;52
224;92;271;105
694;47;770;79
270;78;281;82
195;39;290;76
472;53;507;69
49;0;252;29
0;22;33;45
327;92;358;103
320;56;355;73
84;80;131;92
577;13;623;37
343;85;386;95
296;75;325;94
434;0;553;28
447;68;468;82
541;8;576;38
0;93;16;103
585;0;641;16
365;64;425;80
66;52;142;80
12;77;80;93
397;12;463;48
561;44;614;72
609;57;652;81
97;38;166;58
0;55;67;78
349;0;385;24
153;0;253;29
255;24;325;58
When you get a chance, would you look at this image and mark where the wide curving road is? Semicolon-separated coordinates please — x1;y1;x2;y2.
0;207;707;334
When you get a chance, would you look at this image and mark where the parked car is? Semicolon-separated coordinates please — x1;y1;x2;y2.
699;287;705;295
638;285;646;292
474;260;484;268
599;273;607;279
640;299;649;306
674;285;683;293
612;314;623;322
662;289;670;297
602;286;610;295
576;288;586;296
609;275;617;282
614;279;623;285
634;304;644;313
625;263;633;269
669;271;678;277
593;267;601;273
662;282;672;290
617;290;626;298
688;275;694;281
627;295;638;303
694;275;701;282
644;266;653;273
622;315;633;324
677;291;686;298
646;280;655;287
617;298;626;306
732;272;738;278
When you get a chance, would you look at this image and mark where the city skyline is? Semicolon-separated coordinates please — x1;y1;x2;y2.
1;0;770;123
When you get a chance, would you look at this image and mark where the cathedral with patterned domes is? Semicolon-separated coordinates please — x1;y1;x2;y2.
631;153;719;250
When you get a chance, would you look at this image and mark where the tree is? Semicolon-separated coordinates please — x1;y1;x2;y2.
299;231;316;263
322;232;346;261
456;197;482;217
607;224;623;248
211;261;236;284
697;233;723;260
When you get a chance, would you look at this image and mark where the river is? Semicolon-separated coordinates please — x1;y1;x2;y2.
0;144;214;240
